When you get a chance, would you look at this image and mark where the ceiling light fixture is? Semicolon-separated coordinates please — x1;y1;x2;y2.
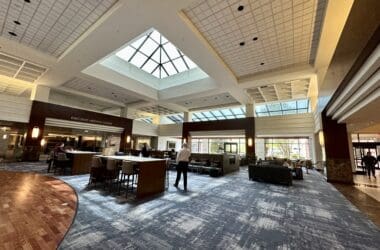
14;20;21;25
260;62;265;65
253;37;258;41
24;0;31;3
8;32;17;36
239;42;245;46
237;5;244;11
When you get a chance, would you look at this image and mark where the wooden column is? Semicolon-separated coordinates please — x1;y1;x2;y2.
321;110;353;184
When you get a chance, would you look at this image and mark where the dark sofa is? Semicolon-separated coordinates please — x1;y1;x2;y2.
248;164;292;186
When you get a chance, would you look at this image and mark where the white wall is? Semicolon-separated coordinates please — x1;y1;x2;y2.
0;94;32;123
157;137;182;151
158;123;182;137
132;120;158;136
256;113;314;137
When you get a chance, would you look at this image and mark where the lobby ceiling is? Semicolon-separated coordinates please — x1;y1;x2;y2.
0;0;117;57
183;0;327;78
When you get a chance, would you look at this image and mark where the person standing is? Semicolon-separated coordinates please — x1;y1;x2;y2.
141;143;150;157
174;143;191;191
362;151;377;178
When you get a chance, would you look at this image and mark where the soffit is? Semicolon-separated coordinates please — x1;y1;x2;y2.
0;77;32;97
61;77;141;104
246;78;309;103
0;0;117;57
175;92;239;110
183;0;327;78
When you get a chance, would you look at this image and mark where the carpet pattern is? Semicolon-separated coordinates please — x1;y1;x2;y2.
1;162;379;249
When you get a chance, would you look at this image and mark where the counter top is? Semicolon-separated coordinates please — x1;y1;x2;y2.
65;151;99;155
97;155;166;162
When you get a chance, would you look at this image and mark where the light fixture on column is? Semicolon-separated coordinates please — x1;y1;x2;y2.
31;126;40;138
183;138;187;144
126;135;131;143
318;131;325;147
2;134;7;140
247;137;253;147
40;139;46;146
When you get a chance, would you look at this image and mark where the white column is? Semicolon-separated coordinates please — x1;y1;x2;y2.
245;103;255;117
120;107;128;118
347;133;356;172
30;85;50;102
184;112;192;122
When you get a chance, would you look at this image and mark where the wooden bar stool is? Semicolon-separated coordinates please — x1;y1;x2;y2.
119;161;137;197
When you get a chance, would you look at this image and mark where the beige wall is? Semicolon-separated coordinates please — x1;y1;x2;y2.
0;94;31;123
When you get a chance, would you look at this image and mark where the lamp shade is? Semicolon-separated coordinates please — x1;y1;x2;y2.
31;126;40;138
248;137;253;147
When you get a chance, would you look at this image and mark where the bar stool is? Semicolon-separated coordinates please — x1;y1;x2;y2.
54;152;72;175
88;156;104;186
104;159;119;192
119;161;137;197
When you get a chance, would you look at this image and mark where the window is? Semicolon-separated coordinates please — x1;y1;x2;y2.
259;138;311;160
192;106;247;122
255;99;310;117
116;29;198;79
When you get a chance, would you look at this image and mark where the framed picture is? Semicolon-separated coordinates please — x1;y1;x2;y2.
167;141;176;150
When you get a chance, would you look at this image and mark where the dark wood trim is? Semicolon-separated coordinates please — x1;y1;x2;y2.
23;101;133;160
182;117;255;156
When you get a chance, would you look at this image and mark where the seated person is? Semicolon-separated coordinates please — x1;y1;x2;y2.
282;159;290;167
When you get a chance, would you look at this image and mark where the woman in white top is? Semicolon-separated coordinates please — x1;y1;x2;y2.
174;143;191;191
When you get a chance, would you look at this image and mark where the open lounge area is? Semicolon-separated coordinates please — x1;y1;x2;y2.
0;0;379;249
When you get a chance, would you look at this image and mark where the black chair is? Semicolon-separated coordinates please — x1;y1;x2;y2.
54;153;72;175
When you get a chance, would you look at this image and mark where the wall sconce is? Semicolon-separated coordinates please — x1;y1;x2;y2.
183;138;187;144
2;134;7;140
40;139;46;146
319;131;325;147
126;135;131;143
247;137;253;147
23;132;27;138
31;126;40;138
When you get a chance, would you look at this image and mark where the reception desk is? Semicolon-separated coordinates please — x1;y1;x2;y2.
98;155;167;199
66;151;98;175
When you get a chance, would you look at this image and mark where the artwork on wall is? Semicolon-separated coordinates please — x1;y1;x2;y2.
167;141;176;150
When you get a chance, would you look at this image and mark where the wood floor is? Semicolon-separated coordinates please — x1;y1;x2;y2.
0;171;77;250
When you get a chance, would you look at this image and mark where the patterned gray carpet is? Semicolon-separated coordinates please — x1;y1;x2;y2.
1;162;379;249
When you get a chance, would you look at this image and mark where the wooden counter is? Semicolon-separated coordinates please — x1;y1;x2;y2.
98;155;167;199
66;151;98;175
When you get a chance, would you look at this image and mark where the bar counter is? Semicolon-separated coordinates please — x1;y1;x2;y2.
65;151;98;175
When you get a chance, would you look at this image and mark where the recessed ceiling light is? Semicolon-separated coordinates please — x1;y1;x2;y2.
260;62;265;65
8;32;17;36
239;42;245;46
253;37;258;41
24;0;31;3
237;5;244;11
14;20;21;25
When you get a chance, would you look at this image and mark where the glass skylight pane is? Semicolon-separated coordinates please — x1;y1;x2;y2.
282;101;297;110
231;107;243;115
160;68;168;78
152;68;160;78
161;50;170;63
211;110;223;117
151;49;160;63
283;110;297;115
116;47;135;62
161;35;168;44
184;56;197;69
163;62;177;75
298;109;308;114
200;117;208;121
267;103;281;111
150;30;161;44
256;112;269;117
220;109;233;116
173;58;187;72
226;115;235;119
270;111;282;116
142;60;158;74
140;38;158;56
202;111;213;118
297;100;308;109
208;117;217;120
255;105;267;113
131;36;146;49
130;52;147;68
236;114;245;118
163;43;180;58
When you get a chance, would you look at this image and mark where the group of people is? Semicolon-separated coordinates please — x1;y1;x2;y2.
362;151;379;179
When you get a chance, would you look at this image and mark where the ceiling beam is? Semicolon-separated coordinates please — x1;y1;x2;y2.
257;87;267;102
273;84;280;101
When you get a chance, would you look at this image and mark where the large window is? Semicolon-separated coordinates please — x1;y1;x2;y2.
192;107;246;122
259;138;310;160
191;137;246;155
255;99;310;117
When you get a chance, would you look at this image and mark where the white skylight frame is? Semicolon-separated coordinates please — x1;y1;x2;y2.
116;29;198;79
